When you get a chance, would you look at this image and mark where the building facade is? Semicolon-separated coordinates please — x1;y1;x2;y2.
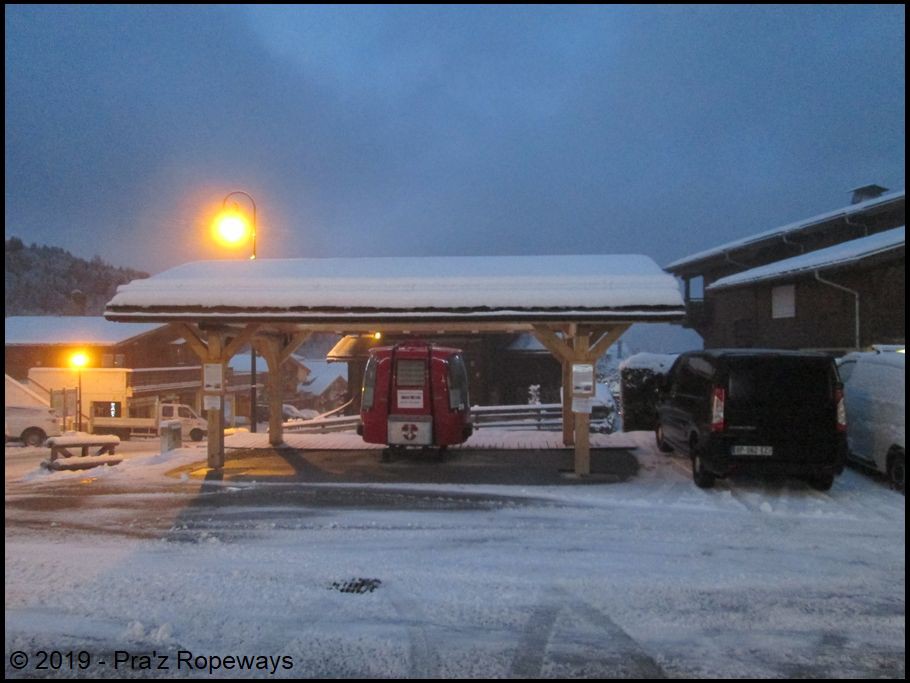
665;186;905;352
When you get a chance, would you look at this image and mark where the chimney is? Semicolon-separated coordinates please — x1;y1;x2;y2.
849;184;888;205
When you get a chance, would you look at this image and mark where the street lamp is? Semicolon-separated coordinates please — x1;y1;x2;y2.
70;351;89;432
214;191;259;430
215;190;257;260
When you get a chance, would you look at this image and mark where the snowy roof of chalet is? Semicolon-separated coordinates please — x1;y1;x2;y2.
4;316;163;347
297;360;348;396
105;255;684;323
665;189;905;273
707;226;905;291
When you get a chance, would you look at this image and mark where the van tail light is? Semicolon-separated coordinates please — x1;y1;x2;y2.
711;386;726;432
835;387;847;433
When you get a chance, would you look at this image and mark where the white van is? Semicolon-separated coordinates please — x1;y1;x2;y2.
837;350;905;492
5;406;64;447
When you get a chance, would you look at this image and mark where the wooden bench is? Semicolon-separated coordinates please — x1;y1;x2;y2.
42;435;123;471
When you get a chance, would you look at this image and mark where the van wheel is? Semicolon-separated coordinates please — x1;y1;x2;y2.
808;472;834;492
190;429;204;442
888;449;905;494
21;428;46;447
692;453;715;489
655;425;673;453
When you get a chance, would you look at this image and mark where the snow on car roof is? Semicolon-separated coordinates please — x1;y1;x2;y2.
105;254;685;321
4;316;164;346
707;226;905;291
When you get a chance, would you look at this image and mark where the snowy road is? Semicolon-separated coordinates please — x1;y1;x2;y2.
5;432;905;678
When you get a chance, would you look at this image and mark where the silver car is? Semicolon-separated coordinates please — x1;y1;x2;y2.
837;349;905;492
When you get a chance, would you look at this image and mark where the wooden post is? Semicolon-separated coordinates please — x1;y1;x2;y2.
204;331;225;470
562;360;574;446
175;322;263;470
257;338;284;447
255;330;313;449
573;330;591;475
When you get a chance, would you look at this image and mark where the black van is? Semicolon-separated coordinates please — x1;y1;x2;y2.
655;350;847;490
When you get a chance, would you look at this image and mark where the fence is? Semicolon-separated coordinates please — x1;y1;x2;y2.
282;403;616;434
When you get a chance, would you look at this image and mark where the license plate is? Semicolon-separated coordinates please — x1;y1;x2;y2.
732;445;773;456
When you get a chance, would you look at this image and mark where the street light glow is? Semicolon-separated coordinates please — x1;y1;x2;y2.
213;211;251;248
70;351;89;368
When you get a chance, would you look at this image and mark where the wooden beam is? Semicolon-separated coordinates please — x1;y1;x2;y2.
531;325;574;364
174;322;210;362
222;324;260;361
585;324;630;362
278;330;313;365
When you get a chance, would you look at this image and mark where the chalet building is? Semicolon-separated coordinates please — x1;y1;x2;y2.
665;186;905;352
4;317;187;380
295;359;348;413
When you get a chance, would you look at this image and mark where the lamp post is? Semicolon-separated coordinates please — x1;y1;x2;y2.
70;351;89;432
215;191;258;430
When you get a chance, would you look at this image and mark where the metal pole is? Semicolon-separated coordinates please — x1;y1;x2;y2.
221;190;259;426
250;346;257;432
77;372;82;432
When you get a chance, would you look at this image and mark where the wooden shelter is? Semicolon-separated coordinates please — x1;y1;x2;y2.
105;254;684;474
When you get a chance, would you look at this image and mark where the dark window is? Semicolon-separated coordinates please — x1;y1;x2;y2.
447;354;469;410
362;356;378;410
91;401;121;418
727;357;834;407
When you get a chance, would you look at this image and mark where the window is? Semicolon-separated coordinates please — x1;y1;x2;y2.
447;354;469;410
361;356;378;410
92;401;121;418
771;284;796;319
162;405;174;418
396;359;426;387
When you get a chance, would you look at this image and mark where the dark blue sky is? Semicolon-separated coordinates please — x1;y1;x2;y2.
5;5;905;276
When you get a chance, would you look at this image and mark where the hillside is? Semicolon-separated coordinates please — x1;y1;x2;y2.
4;237;148;316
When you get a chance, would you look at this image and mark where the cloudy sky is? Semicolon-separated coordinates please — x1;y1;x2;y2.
5;5;905;276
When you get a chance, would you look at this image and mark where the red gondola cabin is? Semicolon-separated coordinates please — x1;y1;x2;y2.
359;341;473;450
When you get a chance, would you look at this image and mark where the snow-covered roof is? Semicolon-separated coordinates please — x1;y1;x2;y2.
619;352;678;374
105;255;685;323
297;360;348;395
4;316;164;347
707;226;904;291
665;190;905;272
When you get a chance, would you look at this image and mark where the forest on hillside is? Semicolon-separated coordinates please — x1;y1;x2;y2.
4;237;148;316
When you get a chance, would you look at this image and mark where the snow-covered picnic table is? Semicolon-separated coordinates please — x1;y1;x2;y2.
42;433;123;471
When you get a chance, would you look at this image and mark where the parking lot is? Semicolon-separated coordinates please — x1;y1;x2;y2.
5;431;905;678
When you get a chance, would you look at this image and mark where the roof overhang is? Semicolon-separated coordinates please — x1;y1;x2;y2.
104;254;686;331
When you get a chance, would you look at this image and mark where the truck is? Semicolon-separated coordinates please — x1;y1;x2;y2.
91;401;208;441
26;367;208;441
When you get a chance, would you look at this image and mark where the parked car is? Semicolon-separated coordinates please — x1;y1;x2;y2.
4;405;63;447
836;349;905;493
655;350;847;490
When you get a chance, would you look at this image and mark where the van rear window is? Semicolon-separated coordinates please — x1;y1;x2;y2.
396;360;426;387
727;358;834;405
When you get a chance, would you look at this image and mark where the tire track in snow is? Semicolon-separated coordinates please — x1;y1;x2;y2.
384;584;439;678
508;604;560;677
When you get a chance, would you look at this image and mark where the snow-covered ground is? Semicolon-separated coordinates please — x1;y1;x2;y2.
5;432;905;678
